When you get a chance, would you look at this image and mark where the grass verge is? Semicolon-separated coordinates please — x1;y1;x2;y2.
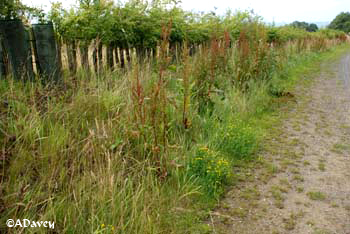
0;42;349;234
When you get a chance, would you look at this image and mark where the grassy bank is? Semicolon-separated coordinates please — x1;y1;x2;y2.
1;27;349;234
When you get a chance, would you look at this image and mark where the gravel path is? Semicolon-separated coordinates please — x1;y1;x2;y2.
211;53;350;234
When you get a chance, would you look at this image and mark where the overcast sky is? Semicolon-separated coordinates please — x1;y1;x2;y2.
22;0;350;23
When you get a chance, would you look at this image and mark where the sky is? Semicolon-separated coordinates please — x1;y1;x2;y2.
21;0;350;24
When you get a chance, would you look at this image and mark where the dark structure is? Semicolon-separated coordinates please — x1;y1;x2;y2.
0;19;34;80
0;37;6;78
32;22;62;82
0;20;62;82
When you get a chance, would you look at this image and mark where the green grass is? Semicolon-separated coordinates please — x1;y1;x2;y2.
0;36;349;233
318;162;326;171
307;191;327;201
283;211;305;230
216;118;260;160
331;143;350;154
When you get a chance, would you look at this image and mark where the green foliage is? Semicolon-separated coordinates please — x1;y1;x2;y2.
0;0;20;19
329;12;350;33
1;2;349;233
217;119;259;159
318;28;346;40
289;21;318;32
308;23;319;32
268;73;288;95
47;0;348;59
273;26;308;42
1;34;348;234
188;146;232;197
0;0;45;21
267;28;280;43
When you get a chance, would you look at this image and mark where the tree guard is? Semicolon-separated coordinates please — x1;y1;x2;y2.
78;41;89;71
126;47;131;66
67;40;77;73
32;22;61;82
92;44;98;73
106;44;114;70
120;48;125;69
97;42;102;72
0;20;34;80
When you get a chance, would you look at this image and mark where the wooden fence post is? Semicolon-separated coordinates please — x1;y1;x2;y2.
114;45;119;67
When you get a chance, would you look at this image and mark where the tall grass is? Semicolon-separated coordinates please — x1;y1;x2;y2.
0;20;348;233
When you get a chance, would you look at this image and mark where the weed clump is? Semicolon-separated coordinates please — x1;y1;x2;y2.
217;119;259;160
188;146;232;197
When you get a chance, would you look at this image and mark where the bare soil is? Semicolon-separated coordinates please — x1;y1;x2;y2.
210;54;350;234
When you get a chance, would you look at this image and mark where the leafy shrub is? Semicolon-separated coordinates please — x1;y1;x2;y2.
268;73;288;96
267;29;280;44
188;146;231;197
217;119;259;159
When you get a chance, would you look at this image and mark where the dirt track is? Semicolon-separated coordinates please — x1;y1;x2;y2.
211;53;350;234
